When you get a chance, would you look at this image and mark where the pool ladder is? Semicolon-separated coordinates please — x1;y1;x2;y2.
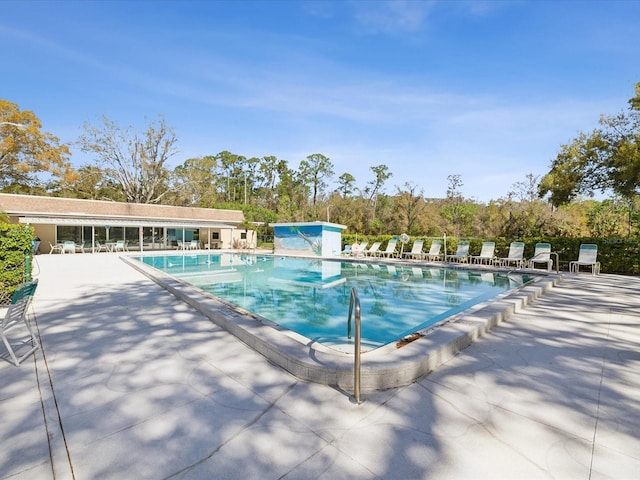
348;287;363;404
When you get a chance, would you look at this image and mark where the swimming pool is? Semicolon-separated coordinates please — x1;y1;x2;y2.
135;253;535;350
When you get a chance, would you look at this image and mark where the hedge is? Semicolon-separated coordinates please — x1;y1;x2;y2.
342;234;640;275
0;223;34;305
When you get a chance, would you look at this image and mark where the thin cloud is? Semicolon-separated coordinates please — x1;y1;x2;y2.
349;0;436;34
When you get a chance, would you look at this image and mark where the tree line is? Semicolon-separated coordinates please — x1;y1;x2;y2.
1;81;638;239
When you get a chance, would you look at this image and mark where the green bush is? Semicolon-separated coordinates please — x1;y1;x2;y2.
0;223;34;304
341;233;640;275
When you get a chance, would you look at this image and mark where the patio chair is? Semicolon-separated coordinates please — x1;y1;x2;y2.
471;242;495;265
402;240;424;259
1;280;39;366
94;241;110;253
49;242;64;254
113;240;128;252
425;240;443;261
497;242;525;268
527;242;553;271
189;240;199;250
63;241;76;254
379;239;398;258
570;244;600;275
445;241;470;263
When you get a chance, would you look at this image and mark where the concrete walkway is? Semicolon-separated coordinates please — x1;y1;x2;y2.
2;253;640;479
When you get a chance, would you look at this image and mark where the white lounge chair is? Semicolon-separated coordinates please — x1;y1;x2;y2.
1;280;39;366
352;242;368;257
471;242;495;265
364;242;381;257
570;244;600;275
403;240;424;259
425;240;443;261
446;241;470;263
379;240;398;258
497;242;525;268
341;244;353;256
527;242;553;271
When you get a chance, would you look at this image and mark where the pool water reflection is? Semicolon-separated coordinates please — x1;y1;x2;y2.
137;253;535;349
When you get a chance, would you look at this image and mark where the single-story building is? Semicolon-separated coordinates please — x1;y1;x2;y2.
0;193;256;253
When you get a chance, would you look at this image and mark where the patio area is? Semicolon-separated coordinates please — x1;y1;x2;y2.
2;253;640;479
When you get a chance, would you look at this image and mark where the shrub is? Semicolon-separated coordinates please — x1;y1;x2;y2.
0;223;34;304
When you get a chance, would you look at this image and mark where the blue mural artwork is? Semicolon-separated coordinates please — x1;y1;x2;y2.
274;225;323;255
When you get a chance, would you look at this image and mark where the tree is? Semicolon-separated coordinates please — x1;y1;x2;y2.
363;164;392;225
171;155;219;207
441;174;468;236
298;153;334;217
337;172;357;197
78;115;178;204
539;81;640;234
394;182;425;235
0;99;73;190
53;165;125;201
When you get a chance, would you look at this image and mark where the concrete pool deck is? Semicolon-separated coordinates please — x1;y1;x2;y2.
2;252;640;479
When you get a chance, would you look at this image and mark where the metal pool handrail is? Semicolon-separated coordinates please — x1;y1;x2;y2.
348;287;363;404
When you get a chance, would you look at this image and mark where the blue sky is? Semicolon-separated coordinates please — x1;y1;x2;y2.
2;0;639;202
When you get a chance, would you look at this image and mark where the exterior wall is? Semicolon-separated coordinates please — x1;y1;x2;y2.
32;225;56;254
321;225;344;256
271;222;346;257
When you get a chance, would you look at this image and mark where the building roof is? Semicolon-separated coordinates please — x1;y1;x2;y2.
0;193;245;228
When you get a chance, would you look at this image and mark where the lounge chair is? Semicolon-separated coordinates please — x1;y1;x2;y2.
379;239;398;258
1;280;39;366
402;240;424;259
445;241;470;263
425;240;443;261
341;244;353;256
352;242;368;257
471;242;495;265
364;242;381;257
570;244;600;275
527;243;553;271
497;242;525;268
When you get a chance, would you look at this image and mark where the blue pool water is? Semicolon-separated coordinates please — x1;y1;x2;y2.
136;253;535;348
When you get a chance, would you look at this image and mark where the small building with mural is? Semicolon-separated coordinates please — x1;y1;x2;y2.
269;221;347;258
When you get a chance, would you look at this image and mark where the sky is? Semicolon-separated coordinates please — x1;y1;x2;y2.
2;0;639;203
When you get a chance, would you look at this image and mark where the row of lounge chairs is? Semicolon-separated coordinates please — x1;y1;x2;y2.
343;240;601;274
